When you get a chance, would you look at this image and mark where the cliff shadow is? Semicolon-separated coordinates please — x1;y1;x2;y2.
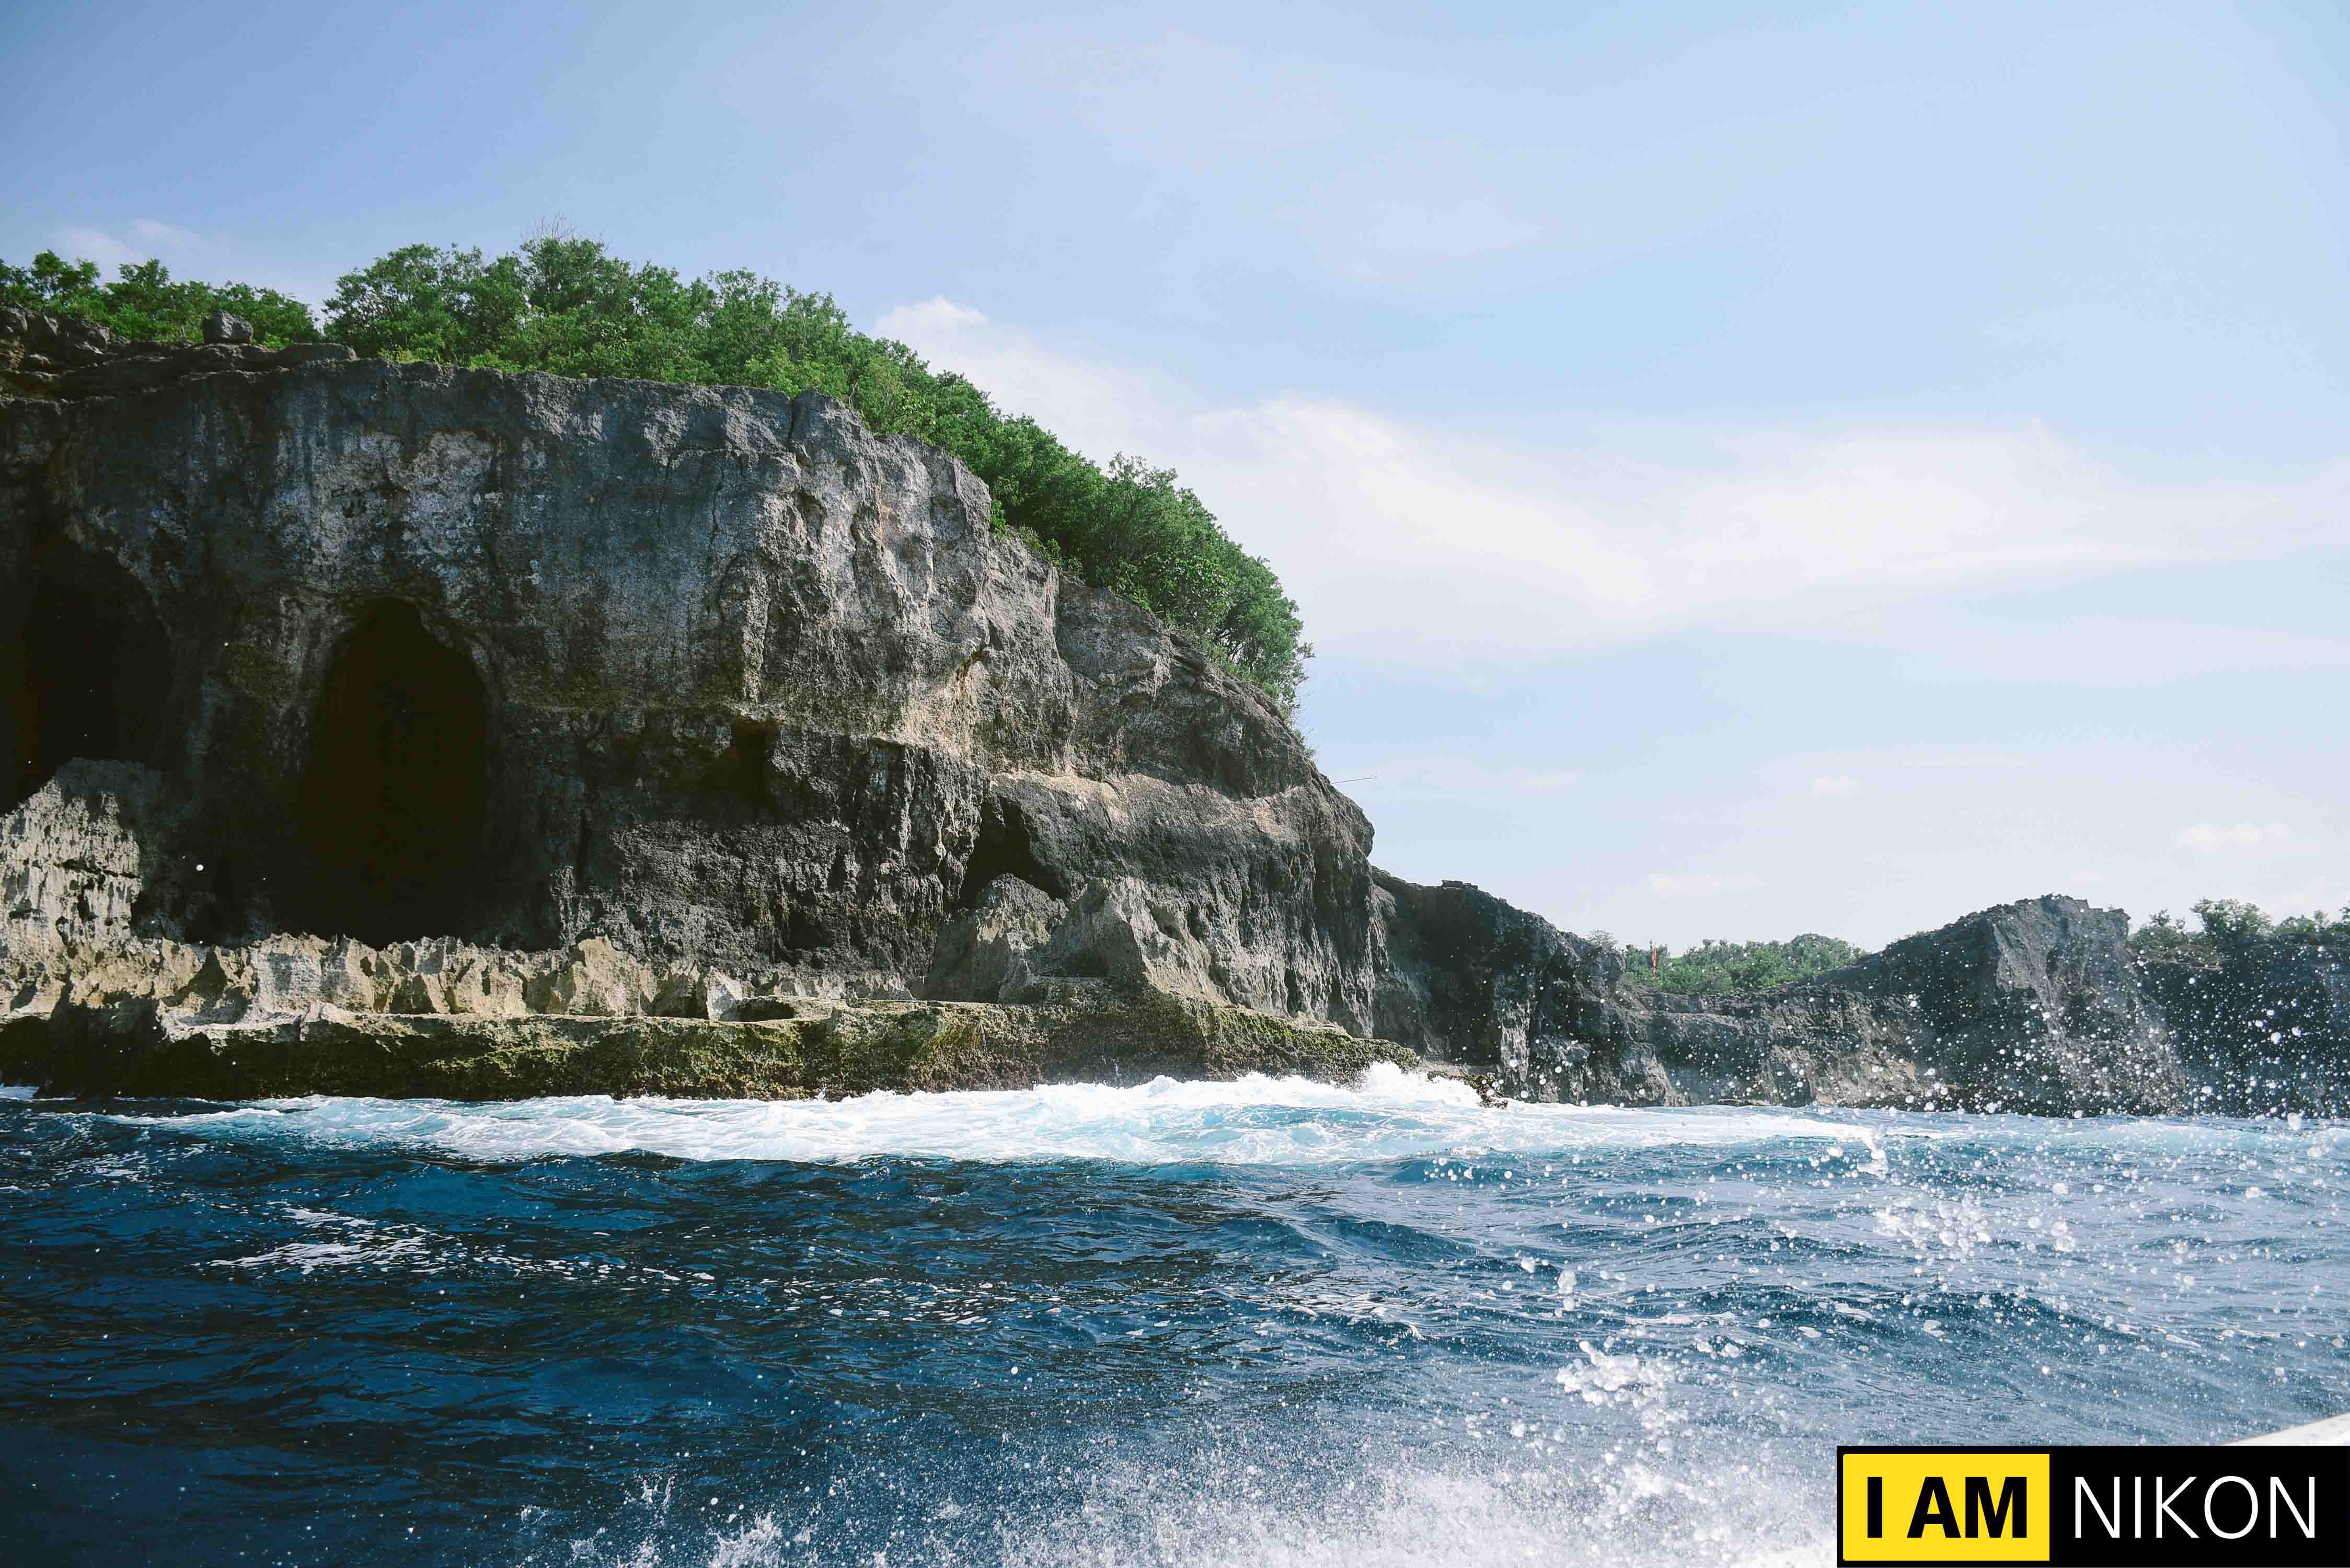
289;601;489;944
2;544;173;815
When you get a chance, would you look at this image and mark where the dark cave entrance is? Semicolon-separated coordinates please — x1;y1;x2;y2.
3;548;172;814
292;602;489;944
955;795;1066;909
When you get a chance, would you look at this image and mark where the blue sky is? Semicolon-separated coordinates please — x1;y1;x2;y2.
6;0;2345;949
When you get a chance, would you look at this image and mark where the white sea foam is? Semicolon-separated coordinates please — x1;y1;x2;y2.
573;1440;1832;1568
103;1066;1877;1168
0;1083;37;1099
988;1459;1833;1568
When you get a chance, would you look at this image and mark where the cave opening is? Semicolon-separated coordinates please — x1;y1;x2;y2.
955;795;1065;909
292;602;489;944
3;548;172;814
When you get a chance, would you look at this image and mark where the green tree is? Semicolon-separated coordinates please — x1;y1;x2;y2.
2192;896;2273;952
3;250;318;347
0;251;103;312
1651;933;1868;995
323;244;529;364
2273;908;2347;942
2130;909;2198;954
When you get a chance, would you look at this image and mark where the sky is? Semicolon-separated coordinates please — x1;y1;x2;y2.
5;0;2345;950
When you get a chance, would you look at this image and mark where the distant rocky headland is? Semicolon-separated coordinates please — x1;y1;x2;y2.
3;307;2341;1113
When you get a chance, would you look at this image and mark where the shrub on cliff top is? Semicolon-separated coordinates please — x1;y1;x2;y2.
3;238;1309;710
1;251;319;348
2132;898;2346;959
1627;933;1869;994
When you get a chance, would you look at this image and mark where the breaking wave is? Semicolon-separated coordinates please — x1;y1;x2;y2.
71;1065;1886;1167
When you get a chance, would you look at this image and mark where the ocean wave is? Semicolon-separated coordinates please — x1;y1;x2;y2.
85;1066;1888;1167
6;1066;2340;1567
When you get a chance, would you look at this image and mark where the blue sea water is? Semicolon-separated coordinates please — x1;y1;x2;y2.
1;1067;2343;1567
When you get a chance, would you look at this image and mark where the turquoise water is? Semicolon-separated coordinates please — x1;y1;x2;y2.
2;1069;2343;1565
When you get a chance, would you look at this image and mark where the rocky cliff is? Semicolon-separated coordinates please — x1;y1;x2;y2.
2136;937;2350;1114
0;307;1375;1021
1365;882;2333;1115
2;308;2337;1112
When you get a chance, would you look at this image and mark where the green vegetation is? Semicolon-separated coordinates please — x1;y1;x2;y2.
1597;932;1869;994
1;251;319;347
3;237;1308;708
2132;898;2348;959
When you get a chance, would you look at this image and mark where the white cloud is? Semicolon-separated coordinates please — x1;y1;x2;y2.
2175;820;2317;859
1890;752;2034;772
876;298;2344;678
130;218;204;248
1647;872;1762;897
884;297;989;340
57;220;212;277
1810;775;1860;797
877;297;1174;464
58;226;141;271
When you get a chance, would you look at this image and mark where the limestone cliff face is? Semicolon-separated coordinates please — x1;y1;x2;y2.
0;307;1376;1030
5;308;2340;1114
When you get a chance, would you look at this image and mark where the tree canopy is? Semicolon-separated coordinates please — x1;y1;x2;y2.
1603;932;1870;994
1;251;319;348
4;237;1309;708
2132;898;2346;959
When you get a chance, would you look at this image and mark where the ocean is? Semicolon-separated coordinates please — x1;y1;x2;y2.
2;1068;2342;1566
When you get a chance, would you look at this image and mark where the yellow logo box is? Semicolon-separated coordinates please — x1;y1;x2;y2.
1840;1451;2053;1564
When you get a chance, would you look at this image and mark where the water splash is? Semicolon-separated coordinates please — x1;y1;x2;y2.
85;1067;1881;1167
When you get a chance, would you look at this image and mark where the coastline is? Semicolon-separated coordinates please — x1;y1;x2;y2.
0;978;1413;1102
3;309;2341;1116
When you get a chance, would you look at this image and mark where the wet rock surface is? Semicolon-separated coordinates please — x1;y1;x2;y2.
2136;938;2350;1113
0;973;1406;1103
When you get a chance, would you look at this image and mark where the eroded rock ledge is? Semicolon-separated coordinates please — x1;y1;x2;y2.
0;764;1406;1100
2;973;1404;1104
